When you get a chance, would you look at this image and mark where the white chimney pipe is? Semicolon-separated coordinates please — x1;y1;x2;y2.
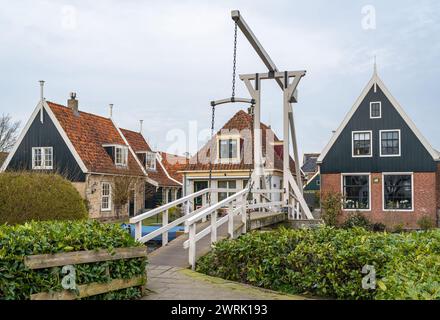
39;80;45;123
39;80;45;102
109;104;113;119
139;120;144;134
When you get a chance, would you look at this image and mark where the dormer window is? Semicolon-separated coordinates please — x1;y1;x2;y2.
146;151;156;170
370;101;381;119
115;146;128;166
218;137;239;162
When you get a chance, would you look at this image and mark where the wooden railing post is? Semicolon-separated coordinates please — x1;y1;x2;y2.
241;194;247;234
184;200;190;233
162;210;169;246
228;201;234;239
202;193;208;222
135;221;142;241
189;223;196;270
211;210;217;244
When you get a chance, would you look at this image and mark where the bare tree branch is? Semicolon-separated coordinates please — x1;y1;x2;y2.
0;114;20;152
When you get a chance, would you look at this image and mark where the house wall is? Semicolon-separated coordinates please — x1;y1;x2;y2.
321;172;437;229
85;174;145;220
184;171;283;204
6;108;86;181
320;85;437;174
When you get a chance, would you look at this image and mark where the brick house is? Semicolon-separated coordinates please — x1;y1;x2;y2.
0;93;182;220
317;69;440;229
180;109;303;209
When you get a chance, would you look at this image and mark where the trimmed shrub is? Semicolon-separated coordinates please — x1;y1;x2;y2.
0;220;147;300
196;226;440;300
320;192;342;226
0;172;88;224
342;212;371;230
417;215;435;231
371;222;386;232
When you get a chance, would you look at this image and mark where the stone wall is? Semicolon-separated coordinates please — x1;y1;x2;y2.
321;172;437;229
84;174;145;220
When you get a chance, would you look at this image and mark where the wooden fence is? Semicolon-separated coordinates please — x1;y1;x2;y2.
24;247;148;300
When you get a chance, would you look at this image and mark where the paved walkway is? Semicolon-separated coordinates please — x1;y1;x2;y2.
148;211;285;268
142;211;294;300
142;265;308;300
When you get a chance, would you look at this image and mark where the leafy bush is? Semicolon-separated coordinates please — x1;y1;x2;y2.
0;220;147;300
417;215;435;231
196;226;440;300
320;192;342;226
0;172;88;224
371;223;386;232
342;212;371;230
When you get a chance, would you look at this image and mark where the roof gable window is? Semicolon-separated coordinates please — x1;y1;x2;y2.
370;101;381;119
32;147;53;170
352;131;372;157
115;146;128;167
146;151;157;171
217;136;239;162
103;144;128;167
380;130;401;157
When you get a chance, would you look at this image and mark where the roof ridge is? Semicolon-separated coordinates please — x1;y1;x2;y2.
46;101;112;122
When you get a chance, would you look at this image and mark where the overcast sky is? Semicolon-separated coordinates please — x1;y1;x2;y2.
0;0;439;163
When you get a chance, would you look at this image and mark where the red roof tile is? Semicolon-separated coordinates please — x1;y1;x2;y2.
119;128;181;187
160;152;188;183
182;110;300;177
47;102;144;176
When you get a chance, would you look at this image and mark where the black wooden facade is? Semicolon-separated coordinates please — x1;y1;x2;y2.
320;84;437;174
6;109;86;181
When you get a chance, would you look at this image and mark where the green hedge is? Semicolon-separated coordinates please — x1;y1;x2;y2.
196;227;440;300
0;172;88;224
0;220;147;300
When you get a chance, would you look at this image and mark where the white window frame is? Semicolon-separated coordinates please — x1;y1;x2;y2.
217;179;237;202
216;135;241;163
32;147;53;170
115;146;128;167
352;130;373;158
145;151;157;171
341;173;371;212
382;172;414;212
101;182;112;212
379;129;401;157
370;101;382;119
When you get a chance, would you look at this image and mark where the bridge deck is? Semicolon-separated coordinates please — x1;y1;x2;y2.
148;211;285;268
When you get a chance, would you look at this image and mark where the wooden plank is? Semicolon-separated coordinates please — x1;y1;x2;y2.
24;247;148;270
30;276;145;300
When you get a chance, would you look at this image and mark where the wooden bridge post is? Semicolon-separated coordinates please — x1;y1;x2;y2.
135;221;142;241
228;201;234;239
241;194;247;234
162;210;169;246
211;210;217;244
184;200;190;233
189;223;196;270
202;193;208;222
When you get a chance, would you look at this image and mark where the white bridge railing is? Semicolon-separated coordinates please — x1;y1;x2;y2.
129;187;284;269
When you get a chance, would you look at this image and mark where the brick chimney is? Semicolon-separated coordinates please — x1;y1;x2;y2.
68;92;79;116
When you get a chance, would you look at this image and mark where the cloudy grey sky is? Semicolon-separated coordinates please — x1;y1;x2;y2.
0;0;439;163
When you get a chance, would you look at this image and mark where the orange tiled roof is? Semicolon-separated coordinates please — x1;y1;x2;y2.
182;110;299;176
47;102;144;177
160;152;188;183
120;128;181;187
